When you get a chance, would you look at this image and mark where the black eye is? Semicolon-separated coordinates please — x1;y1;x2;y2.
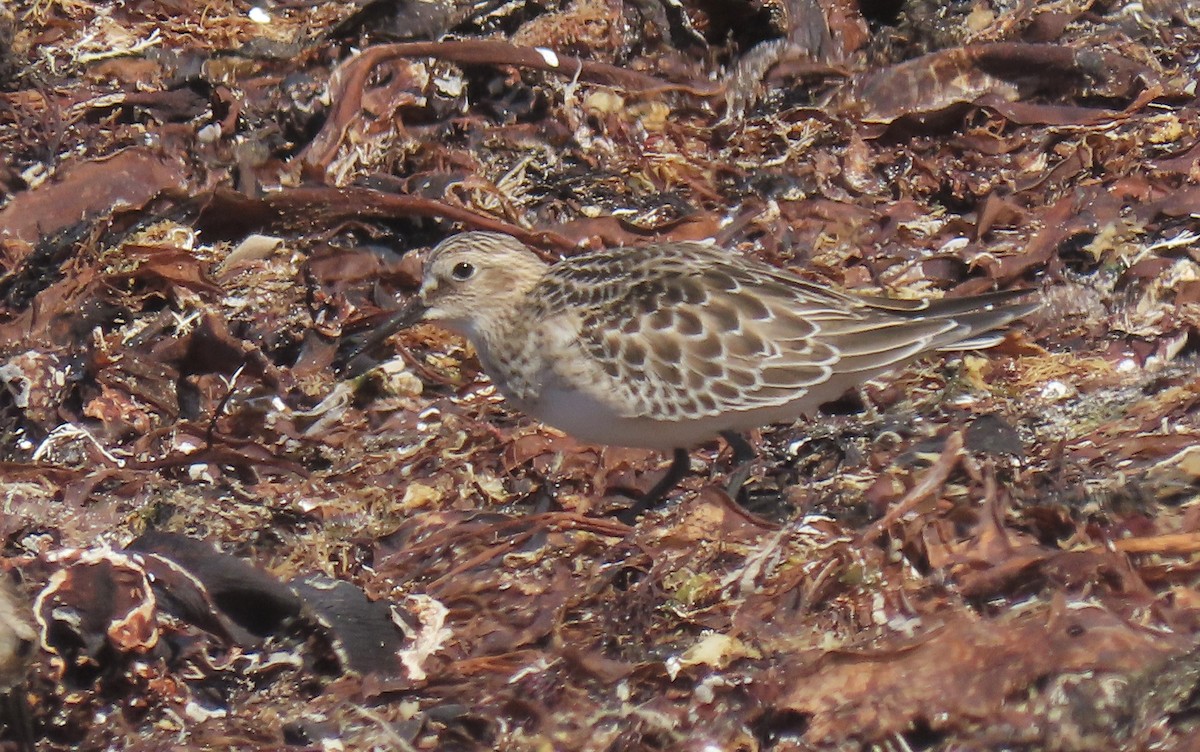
451;262;475;281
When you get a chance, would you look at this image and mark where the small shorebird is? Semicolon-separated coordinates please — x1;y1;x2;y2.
353;232;1036;518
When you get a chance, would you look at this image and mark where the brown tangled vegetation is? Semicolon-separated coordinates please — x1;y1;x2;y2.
2;0;1200;749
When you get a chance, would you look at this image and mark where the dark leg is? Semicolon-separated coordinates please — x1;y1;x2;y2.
617;447;691;524
720;431;756;499
2;688;32;752
720;431;755;464
529;483;556;514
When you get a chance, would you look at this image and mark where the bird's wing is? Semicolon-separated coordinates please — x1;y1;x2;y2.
533;242;1027;421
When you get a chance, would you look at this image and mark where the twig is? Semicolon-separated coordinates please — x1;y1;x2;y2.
1106;533;1200;556
861;431;965;543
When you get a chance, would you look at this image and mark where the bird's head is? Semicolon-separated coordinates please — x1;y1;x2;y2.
414;232;549;334
341;232;550;372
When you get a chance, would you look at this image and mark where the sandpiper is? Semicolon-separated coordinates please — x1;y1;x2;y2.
355;232;1036;518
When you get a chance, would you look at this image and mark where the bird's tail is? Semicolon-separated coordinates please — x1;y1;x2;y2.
924;290;1039;351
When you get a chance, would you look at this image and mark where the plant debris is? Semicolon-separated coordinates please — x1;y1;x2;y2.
2;0;1200;749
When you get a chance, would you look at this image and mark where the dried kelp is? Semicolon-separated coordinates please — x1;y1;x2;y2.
1;0;1200;749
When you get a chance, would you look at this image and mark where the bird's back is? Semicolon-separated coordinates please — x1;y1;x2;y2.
504;241;1033;445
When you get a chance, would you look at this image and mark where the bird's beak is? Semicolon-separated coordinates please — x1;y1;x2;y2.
339;297;428;376
375;296;429;336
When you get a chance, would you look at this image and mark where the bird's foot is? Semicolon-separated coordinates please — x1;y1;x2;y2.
719;431;758;501
725;461;755;500
613;447;691;524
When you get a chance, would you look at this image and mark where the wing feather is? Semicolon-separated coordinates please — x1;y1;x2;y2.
533;242;1030;422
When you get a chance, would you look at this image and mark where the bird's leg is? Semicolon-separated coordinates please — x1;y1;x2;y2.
617;447;691;524
528;481;557;514
1;687;32;752
721;430;756;464
720;430;757;499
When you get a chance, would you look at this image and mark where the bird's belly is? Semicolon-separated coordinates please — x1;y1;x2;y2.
528;386;700;450
525;382;818;451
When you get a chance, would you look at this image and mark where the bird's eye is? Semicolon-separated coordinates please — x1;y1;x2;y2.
451;261;475;281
